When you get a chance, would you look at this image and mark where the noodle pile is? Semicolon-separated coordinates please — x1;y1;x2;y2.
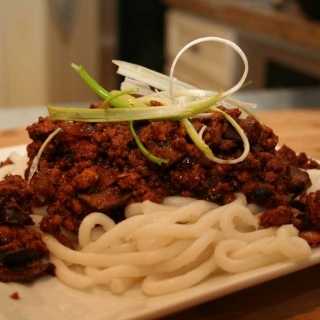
42;195;311;296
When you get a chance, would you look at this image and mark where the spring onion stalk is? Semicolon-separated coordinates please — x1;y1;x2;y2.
103;88;143;108
71;63;111;100
74;65;167;164
72;67;168;164
72;62;222;165
142;89;256;108
104;88;138;103
126;80;258;121
169;37;249;163
48;37;254;165
181;118;215;160
47;91;223;122
104;91;168;164
218;101;260;122
135;96;172;107
139;89;257;115
28;128;62;183
113;60;196;92
169;37;248;101
187;106;250;164
240;80;253;90
71;63;145;109
136;88;259;121
114;38;248;103
209;107;250;164
129;121;169;165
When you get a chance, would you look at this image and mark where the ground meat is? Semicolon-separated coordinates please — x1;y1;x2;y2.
299;231;320;246
0;225;55;282
277;145;320;170
0;176;54;282
0;175;33;226
0;262;55;283
305;190;320;229
260;206;294;228
23;107;313;236
1;104;320;281
0;226;47;256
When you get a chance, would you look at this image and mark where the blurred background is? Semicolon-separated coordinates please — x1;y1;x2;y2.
0;0;319;108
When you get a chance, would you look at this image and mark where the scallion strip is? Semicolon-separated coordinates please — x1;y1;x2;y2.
209;107;250;164
138;89;260;121
104;88;139;108
72;65;174;165
28;128;62;183
47;91;223;122
113;60;195;92
107;90;148;108
180;118;215;160
129;121;169;165
71;63;143;109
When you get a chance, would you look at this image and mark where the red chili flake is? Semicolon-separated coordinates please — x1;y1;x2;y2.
10;292;20;300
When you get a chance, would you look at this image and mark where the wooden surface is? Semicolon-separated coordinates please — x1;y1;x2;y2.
1;109;320;319
259;109;320;160
0;128;31;148
163;0;320;53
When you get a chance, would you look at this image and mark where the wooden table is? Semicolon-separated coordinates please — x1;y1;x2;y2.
1;108;320;320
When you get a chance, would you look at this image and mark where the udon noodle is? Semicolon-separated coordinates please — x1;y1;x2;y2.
0;151;318;296
43;196;311;296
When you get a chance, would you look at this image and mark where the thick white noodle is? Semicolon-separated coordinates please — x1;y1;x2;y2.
80;214;151;253
41;194;313;296
162;196;197;207
124;202;143;218
276;225;312;261
306;169;320;193
110;277;142;295
43;234;192;267
153;229;222;273
78;212;116;249
213;239;285;273
49;253;95;290
142;251;218;296
136;236;174;252
229;237;278;259
219;204;276;243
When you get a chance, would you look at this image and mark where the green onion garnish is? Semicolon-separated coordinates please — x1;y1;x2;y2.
48;37;253;165
129;121;169;165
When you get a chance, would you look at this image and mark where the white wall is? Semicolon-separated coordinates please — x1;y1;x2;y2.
0;0;100;107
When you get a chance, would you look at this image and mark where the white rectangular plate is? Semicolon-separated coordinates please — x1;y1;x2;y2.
1;145;320;320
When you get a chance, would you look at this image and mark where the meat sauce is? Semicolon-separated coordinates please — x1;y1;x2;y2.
0;176;55;282
0;105;319;282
